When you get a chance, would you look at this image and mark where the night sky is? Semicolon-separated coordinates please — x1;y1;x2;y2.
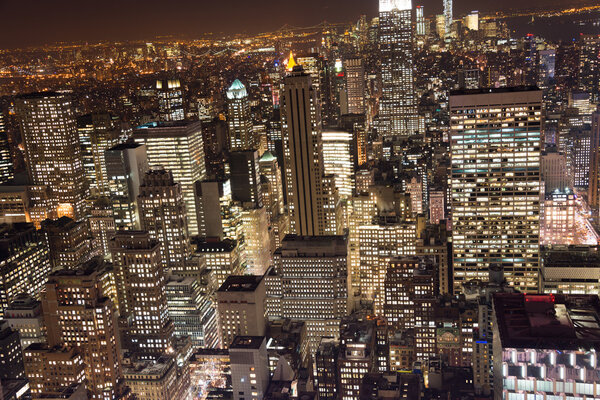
0;0;587;49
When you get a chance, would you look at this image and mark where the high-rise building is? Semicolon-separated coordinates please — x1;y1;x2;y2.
416;6;426;36
344;58;365;115
123;355;190;400
15;92;88;220
77;113;121;196
166;275;217;348
0;321;25;381
493;293;600;400
227;79;255;151
338;317;376;400
266;235;349;355
450;87;542;293
315;338;339;400
429;189;445;224
322;130;354;199
217;275;266;349
134;121;207;235
156;78;185;122
259;151;285;220
281;68;341;236
195;238;243;288
23;344;86;400
138;168;190;269
378;0;420;137
230;150;263;208
110;231;174;356
579;35;600;103
443;0;453;36
230;336;270;400
0;223;51;317
105;141;148;229
42;259;122;400
194;179;243;241
4;294;46;349
89;197;116;260
541;146;569;194
41;216;92;271
0;112;14;184
358;216;416;315
240;207;271;275
464;10;479;31
589;107;600;211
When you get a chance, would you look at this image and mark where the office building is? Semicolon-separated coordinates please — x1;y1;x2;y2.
138;168;190;268
322;130;354;199
227;79;255;151
444;0;452;36
23;345;85;400
240;207;271;275
315;338;339;400
217;275;266;349
195;238;243;288
541;147;569;194
105;141;148;229
123;355;190;400
195;179;243;241
230;150;263;208
493;293;600;400
579;35;600;103
416;6;426;36
358;217;416;315
588;107;600;211
166;275;216;348
267;235;349;355
156;78;185;122
0;321;25;380
0;223;51;317
41;216;92;271
42;259;122;400
0;113;13;184
134;121;207;235
339;317;376;400
15;92;88;220
110;231;174;356
281;67;341;236
89;197;116;260
541;245;600;295
230;336;270;400
378;0;420;137
450;87;542;293
344;58;365;115
4;294;45;349
77;113;121;196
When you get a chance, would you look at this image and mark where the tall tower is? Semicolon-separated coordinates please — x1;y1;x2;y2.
344;58;366;115
378;0;420;138
156;78;184;122
416;6;426;36
138;168;190;269
134;121;207;235
450;87;542;293
110;231;174;356
42;259;122;400
0;112;14;184
443;0;453;36
15;92;88;220
227;79;255;151
281;67;341;236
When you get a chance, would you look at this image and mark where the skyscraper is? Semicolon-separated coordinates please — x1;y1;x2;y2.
0;112;14;184
378;0;420;137
42;259;122;400
444;0;453;36
138;168;190;269
77;113;121;196
110;231;174;356
134;121;207;235
156;78;185;122
105;141;148;230
450;87;542;293
344;57;365;115
281;67;341;236
227;79;255;151
41;216;92;271
416;6;426;36
15;92;88;220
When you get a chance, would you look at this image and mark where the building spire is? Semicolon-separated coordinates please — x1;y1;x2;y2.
286;51;297;71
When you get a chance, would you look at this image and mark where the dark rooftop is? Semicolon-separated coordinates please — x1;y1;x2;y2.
230;336;265;350
449;85;540;96
218;275;263;292
493;293;600;350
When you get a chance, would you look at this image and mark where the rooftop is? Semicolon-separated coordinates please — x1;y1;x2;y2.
230;335;265;350
493;293;600;350
226;79;248;100
218;274;263;292
449;85;540;97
